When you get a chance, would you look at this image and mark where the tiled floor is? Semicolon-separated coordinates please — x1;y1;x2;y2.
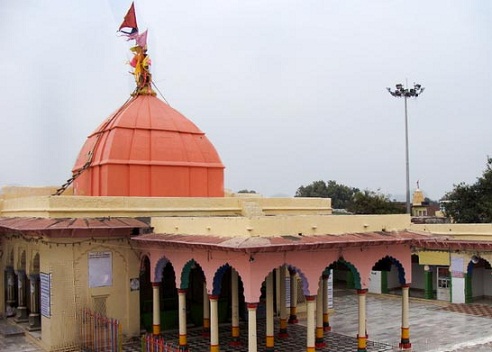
4;289;492;351
125;323;393;352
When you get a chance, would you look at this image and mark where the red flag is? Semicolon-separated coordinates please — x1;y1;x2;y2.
119;2;138;34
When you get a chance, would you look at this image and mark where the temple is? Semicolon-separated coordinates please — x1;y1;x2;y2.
1;3;492;352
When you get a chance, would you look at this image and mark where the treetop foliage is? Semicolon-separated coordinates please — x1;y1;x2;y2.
237;189;256;194
442;157;492;223
295;180;404;214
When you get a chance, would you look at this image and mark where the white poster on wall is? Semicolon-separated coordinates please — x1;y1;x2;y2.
89;251;112;288
40;272;51;318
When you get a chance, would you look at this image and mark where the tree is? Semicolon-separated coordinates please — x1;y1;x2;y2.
442;157;492;223
348;190;405;214
295;180;359;209
295;180;404;214
237;189;256;194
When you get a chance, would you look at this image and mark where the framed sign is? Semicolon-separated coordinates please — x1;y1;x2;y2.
89;252;112;288
130;278;140;291
40;272;51;318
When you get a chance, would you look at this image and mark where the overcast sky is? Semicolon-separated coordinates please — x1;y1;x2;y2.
1;1;491;201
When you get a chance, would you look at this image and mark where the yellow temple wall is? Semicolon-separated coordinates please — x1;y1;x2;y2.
411;223;492;241
1;232;140;350
0;187;332;219
152;213;411;237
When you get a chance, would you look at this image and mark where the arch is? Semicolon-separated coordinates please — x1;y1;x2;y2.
8;248;14;267
139;255;152;332
327;258;362;290
18;250;26;271
140;254;151;273
286;264;310;296
180;259;206;289
372;255;407;285
467;257;492;275
466;257;492;303
31;252;40;274
154;256;171;283
212;263;231;296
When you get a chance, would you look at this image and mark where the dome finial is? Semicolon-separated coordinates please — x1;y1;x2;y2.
119;2;155;96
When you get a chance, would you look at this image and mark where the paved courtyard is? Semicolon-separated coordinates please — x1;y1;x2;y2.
2;289;492;351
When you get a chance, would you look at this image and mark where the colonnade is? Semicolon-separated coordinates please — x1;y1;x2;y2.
4;266;41;331
148;265;412;352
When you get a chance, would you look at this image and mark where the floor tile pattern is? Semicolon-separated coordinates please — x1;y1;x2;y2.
124;323;393;352
439;303;492;318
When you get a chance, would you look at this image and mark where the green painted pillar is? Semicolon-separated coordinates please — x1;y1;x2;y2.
465;274;472;304
424;270;433;299
381;271;389;294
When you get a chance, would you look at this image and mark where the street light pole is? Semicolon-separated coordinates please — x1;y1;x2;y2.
387;83;424;214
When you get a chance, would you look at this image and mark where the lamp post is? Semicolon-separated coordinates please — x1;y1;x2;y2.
387;82;424;214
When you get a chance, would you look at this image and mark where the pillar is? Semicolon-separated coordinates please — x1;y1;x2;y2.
15;270;28;322
306;295;316;352
399;284;411;350
424;266;433;300
357;289;367;352
247;303;258;352
209;295;219;352
28;274;41;331
278;266;289;338
266;273;275;351
288;269;298;324
230;269;241;346
203;284;210;337
152;282;161;335
5;267;16;317
178;289;188;351
465;273;472;303
315;285;326;348
322;274;331;331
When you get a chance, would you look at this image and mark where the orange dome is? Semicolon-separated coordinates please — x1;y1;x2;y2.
72;95;224;197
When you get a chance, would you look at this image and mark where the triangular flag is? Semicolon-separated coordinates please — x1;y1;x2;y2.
119;2;138;33
136;30;148;48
